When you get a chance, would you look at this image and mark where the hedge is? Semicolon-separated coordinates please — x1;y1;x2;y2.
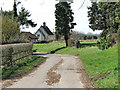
1;43;33;68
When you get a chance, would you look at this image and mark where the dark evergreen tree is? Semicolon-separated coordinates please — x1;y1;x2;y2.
13;0;37;28
55;2;76;47
18;7;37;28
88;2;98;31
13;0;18;17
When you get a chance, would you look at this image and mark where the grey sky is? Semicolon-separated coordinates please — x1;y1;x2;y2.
0;0;102;34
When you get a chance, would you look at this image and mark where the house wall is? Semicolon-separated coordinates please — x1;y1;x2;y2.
40;27;49;39
35;27;54;41
35;31;45;41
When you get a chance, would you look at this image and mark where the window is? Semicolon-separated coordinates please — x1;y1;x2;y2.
37;34;40;37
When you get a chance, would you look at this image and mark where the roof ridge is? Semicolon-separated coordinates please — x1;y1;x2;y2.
42;26;53;35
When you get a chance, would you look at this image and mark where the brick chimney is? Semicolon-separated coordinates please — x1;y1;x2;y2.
43;22;46;26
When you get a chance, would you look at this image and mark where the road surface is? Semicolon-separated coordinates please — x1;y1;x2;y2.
3;53;93;88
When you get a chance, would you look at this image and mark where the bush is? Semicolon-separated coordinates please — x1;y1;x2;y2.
40;41;48;43
17;61;27;67
2;13;30;44
97;34;111;50
2;14;20;44
68;39;76;47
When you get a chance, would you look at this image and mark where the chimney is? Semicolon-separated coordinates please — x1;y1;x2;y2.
43;22;46;26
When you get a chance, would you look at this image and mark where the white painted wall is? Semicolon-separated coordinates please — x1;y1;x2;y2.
41;27;48;38
35;31;45;41
35;27;54;41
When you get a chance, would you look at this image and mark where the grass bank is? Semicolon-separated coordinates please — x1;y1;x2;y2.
33;41;118;88
2;56;45;79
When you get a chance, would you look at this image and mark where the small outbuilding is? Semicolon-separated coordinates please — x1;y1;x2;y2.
21;32;38;42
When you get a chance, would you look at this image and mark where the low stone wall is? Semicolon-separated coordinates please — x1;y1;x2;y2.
1;43;33;68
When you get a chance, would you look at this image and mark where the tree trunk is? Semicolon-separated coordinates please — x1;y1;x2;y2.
65;39;68;47
64;35;68;47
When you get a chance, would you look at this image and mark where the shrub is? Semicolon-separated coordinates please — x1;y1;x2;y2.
68;39;76;47
97;34;111;50
2;14;20;44
2;13;30;44
17;61;27;67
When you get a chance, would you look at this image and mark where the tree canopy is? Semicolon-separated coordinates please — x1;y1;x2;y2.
88;2;119;50
55;2;76;46
13;0;37;29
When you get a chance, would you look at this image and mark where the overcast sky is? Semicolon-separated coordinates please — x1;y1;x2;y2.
0;0;102;34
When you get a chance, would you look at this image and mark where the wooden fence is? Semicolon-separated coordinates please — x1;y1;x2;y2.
1;43;33;68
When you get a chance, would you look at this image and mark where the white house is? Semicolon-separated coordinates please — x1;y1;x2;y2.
34;22;54;41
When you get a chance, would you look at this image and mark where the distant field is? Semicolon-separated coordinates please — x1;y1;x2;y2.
33;42;65;53
80;40;97;48
33;41;118;88
33;41;97;53
80;40;97;44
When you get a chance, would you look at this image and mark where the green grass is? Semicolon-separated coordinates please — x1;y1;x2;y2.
33;41;118;88
56;45;118;88
2;56;45;79
80;40;97;44
33;42;65;53
80;41;97;48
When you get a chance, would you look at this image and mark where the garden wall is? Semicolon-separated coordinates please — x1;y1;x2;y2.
1;43;33;68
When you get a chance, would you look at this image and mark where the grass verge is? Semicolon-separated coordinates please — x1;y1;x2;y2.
2;56;45;79
33;41;118;88
56;45;118;88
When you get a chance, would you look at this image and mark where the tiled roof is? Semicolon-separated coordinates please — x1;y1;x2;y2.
21;32;38;39
41;26;53;35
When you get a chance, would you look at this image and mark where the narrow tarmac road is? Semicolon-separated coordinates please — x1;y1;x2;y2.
4;53;93;88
